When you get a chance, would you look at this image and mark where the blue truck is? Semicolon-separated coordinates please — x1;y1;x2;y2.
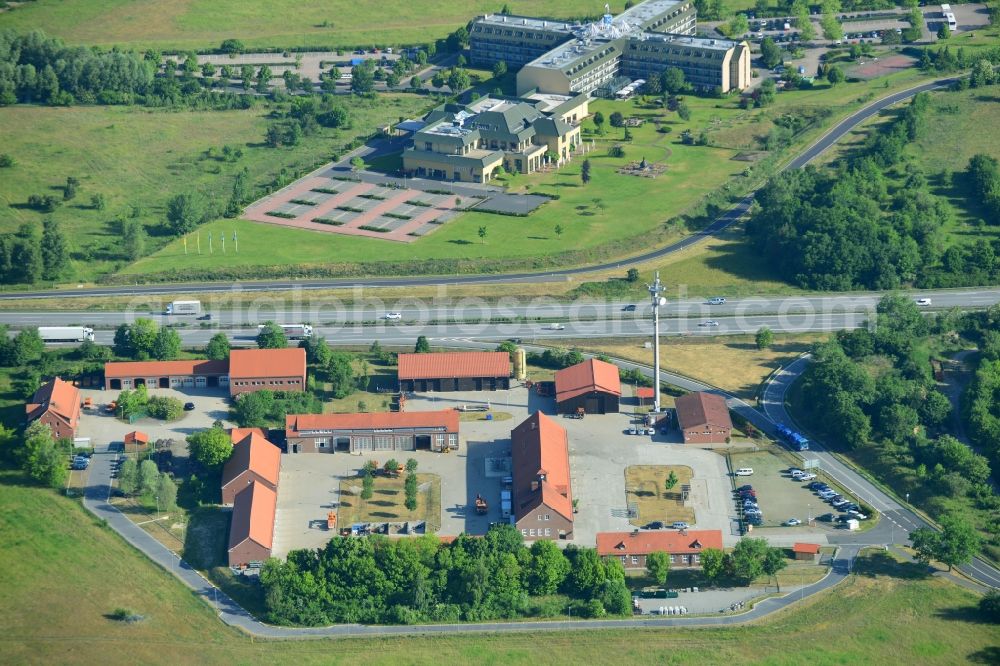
775;423;810;451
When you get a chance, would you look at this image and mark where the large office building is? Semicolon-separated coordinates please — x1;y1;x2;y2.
469;0;749;97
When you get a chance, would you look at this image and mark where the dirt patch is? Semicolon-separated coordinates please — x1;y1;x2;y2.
849;54;915;80
625;464;695;526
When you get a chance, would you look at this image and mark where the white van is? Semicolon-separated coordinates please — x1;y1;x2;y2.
734;468;754;476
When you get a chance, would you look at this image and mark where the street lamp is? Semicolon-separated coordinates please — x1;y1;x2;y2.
647;272;667;414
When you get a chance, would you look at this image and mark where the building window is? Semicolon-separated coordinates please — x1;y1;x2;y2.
529;529;536;536
544;528;551;536
544;514;550;521
631;555;639;565
522;529;527;536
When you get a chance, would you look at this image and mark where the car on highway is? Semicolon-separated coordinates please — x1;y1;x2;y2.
197;314;212;321
643;521;665;530
784;518;801;526
699;320;720;327
383;312;402;320
622;304;637;311
546;323;566;330
707;297;727;305
915;298;932;306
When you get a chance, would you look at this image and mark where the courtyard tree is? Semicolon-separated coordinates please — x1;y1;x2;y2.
609;111;625;128
186;426;233;469
646;550;671;586
731;537;769;584
117;458;139;495
447;68;470;91
592;111;605;134
138;459;159;495
493;60;508;78
665;470;678;491
205;332;230;360
755;326;774;350
762;547;788;591
257;321;288;349
701;547;726;582
406;458;418;473
232;390;275;427
326;351;357;398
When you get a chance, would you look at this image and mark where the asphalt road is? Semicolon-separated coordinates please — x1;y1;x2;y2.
0;77;956;302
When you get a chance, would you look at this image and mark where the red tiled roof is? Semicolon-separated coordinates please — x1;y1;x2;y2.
596;530;724;557
554;359;621;403
229;348;306;380
511;412;573;522
397;351;510;380
793;542;821;554
104;359;228;378
124;431;149;444
636;387;655;399
674;391;733;431
222;432;282;489
228;481;277;552
229;427;268;444
286;409;459;434
26;377;80;428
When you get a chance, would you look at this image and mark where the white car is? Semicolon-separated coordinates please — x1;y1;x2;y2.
789;468;804;476
734;468;754;476
707;297;727;305
798;472;817;481
784;518;801;527
699;320;720;327
383;312;402;320
546;323;566;330
915;298;932;306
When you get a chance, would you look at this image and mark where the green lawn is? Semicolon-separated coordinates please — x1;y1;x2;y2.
0;95;429;282
3;474;999;664
0;0;596;51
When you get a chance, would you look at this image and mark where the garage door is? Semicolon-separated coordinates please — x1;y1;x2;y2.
352;436;373;452
195;377;207;388
396;435;414;451
182;377;194;387
374;435;394;451
219;376;229;386
170;377;182;387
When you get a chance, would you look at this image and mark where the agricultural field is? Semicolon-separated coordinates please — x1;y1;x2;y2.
0;94;429;282
0;0;594;51
2;475;999;664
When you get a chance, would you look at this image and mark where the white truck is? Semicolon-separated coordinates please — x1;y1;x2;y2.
38;326;95;343
165;300;202;316
258;323;313;339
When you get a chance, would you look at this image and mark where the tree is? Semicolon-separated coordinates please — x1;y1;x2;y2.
122;219;145;261
409;75;423;90
760;38;782;69
701;547;726;582
762;548;788;591
677;102;691;122
326;351;357;398
493;60;507;78
937;23;950;40
554;224;563;238
406;458;418;473
62;176;78;201
206;333;230;360
91;193;107;210
0;154;15;168
221;38;246;54
646;551;671;586
414;336;431;353
755;326;774;350
971;59;997;88
796;6;816;41
40;218;69;281
731;537;769;584
478;226;487;244
525;540;571;595
257;321;288;349
23;420;67;488
138;459;159;495
10;328;44;366
165;193;205;235
592;111;605;134
186;427;233;468
979;590;1000;623
361;470;374;500
447;68;470;91
256;64;272;93
910;526;942;565
826;65;845;86
727;13;750;38
350;156;365;172
665;471;678;491
152;327;182;361
232;390;275;427
581;159;592;186
128;318;159;359
117;458;138;495
201;62;216;79
935;515;981;571
821;14;843;41
627;268;640;282
352;62;375;94
609;111;625;128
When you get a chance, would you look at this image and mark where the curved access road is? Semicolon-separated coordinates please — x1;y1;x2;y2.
761;354;1000;589
0;77;955;302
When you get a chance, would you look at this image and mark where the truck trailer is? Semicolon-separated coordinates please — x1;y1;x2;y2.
38;326;95;343
165;300;202;315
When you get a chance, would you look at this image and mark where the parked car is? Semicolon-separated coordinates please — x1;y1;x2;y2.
788;467;803;476
831;498;850;508
643;521;665;530
798;472;817;481
816;513;835;522
699;320;720;327
734;468;754;476
807;481;825;490
628;424;639;435
736;485;754;492
671;521;690;530
383;312;402;320
847;509;869;520
184;402;195;411
784;518;802;526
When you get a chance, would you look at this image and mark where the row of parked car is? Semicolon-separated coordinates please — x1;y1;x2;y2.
736;484;763;526
805;479;869;520
70;454;90;471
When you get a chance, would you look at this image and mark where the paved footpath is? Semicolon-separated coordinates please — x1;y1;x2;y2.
81;437;859;638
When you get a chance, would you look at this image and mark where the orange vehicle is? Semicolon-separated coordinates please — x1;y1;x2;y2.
474;494;488;515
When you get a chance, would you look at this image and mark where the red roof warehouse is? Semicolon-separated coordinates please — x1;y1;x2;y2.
26;377;81;440
597;530;724;569
511;412;573;540
221;432;282;505
227;481;277;568
285;410;460;454
554;359;621;414
228;348;306;396
674;391;733;444
397;351;510;392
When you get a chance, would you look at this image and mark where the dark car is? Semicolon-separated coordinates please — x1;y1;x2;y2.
807;481;825;490
643;521;665;530
736;485;753;492
622;304;637;311
816;513;835;522
183;402;196;411
197;314;212;321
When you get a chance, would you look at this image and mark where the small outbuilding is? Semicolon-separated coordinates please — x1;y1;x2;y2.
554;359;621;414
123;430;150;453
397;351;511;392
792;542;821;562
674;391;733;444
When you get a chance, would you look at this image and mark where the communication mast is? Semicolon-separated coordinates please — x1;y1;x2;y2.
647;271;666;413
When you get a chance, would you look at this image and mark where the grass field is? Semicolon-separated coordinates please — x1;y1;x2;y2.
626;464;695;527
3;474;999;664
0;95;429;282
0;0;596;51
337;473;441;531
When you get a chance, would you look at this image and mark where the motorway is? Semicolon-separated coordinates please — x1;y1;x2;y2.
0;77;956;302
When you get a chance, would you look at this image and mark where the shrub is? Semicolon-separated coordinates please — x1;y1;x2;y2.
288;198;317;206
146;396;184;421
267;211;297;219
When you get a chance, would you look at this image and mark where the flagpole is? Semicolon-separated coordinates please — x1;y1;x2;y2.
209;233;213;254
197;232;201;254
184;235;188;255
234;230;238;254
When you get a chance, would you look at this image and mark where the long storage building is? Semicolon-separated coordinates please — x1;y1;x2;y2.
285;410;460;454
397;351;511;392
511;411;574;540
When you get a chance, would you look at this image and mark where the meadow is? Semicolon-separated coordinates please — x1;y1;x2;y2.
2;473;998;664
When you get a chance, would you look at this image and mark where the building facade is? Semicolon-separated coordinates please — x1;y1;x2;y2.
470;14;573;68
597;529;724;568
511;412;574;540
221;432;282;505
227;481;277;568
25;377;80;440
285;410;460;454
228;348;307;397
104;359;229;391
674;391;733;443
554;358;622;414
397;351;511;392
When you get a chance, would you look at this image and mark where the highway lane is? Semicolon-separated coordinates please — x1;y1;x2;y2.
0;77;958;302
762;355;1000;589
2;286;999;327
